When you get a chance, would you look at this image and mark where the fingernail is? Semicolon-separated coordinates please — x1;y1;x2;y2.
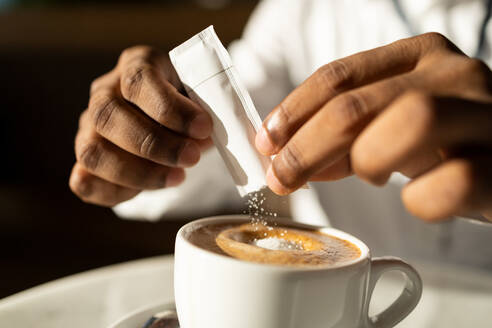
256;126;275;155
166;168;185;187
189;113;213;139
178;141;200;167
266;165;290;195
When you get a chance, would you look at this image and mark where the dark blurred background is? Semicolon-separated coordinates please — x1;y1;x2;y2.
0;0;258;299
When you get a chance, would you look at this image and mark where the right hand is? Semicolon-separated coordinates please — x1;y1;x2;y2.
69;46;213;207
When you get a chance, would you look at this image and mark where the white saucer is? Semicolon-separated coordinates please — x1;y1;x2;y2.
108;301;176;328
2;255;491;327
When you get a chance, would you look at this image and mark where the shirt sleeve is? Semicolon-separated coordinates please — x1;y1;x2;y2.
113;0;294;221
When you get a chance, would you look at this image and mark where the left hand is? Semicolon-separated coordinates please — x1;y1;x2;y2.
255;32;492;222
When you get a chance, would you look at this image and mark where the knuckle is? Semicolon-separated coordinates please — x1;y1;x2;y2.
278;142;307;187
423;32;447;42
154;89;177;124
266;103;292;146
76;139;103;172
120;63;155;99
70;170;93;200
316;60;352;92
420;32;452;50
90;78;102;95
452;58;492;96
283;143;305;171
119;47;138;63
461;58;491;80
119;45;154;65
89;92;118;134
139;130;159;159
120;59;156;100
330;92;368;133
275;103;292;126
89;72;113;95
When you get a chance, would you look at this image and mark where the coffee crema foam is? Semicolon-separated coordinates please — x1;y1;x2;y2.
187;222;361;268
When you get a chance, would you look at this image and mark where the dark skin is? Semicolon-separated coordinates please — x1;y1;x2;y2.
256;33;492;222
71;33;492;222
70;46;213;206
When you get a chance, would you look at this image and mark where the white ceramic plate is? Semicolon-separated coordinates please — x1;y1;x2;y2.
108;301;176;328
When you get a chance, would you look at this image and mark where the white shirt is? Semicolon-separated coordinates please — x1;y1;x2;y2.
114;0;492;269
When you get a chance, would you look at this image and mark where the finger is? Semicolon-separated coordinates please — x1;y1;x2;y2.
196;137;214;152
416;56;492;101
256;33;451;155
118;47;212;139
309;155;352;181
69;163;140;207
90;70;119;95
88;89;200;167
351;91;492;185
266;72;417;194
75;127;185;190
117;46;181;88
393;147;442;180
401;157;492;221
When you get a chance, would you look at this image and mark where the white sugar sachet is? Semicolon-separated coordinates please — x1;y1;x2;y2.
170;26;271;197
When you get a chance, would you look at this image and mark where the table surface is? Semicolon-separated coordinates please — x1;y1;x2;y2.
0;255;491;328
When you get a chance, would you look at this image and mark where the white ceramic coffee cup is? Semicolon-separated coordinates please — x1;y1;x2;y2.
174;215;422;328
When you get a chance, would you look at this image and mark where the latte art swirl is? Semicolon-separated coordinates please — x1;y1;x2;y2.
216;224;360;267
187;222;360;268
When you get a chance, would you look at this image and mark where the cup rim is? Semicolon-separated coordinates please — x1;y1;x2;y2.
176;215;371;272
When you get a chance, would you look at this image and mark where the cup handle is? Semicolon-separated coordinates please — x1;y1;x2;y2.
364;257;423;328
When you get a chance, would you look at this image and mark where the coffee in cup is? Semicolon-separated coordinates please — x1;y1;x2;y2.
176;216;422;328
186;221;360;267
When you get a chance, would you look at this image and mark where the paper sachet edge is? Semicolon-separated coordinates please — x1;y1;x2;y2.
169;26;232;89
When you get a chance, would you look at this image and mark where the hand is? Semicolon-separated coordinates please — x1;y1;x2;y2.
70;46;213;207
255;33;492;222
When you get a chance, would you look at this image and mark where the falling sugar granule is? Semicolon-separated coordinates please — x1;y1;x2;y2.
242;187;302;249
244;187;279;231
